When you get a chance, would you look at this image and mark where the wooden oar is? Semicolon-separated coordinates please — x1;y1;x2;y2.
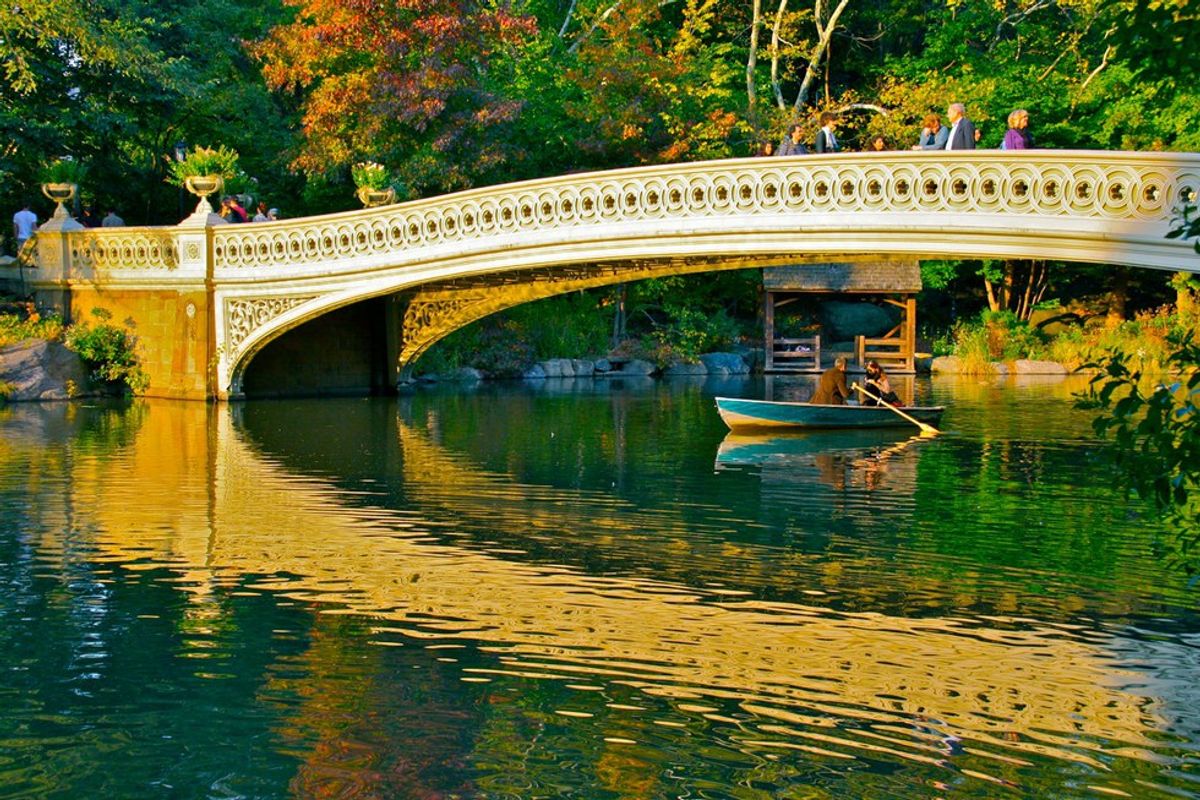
851;382;940;436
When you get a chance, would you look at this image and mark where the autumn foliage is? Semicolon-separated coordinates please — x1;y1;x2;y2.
256;0;538;192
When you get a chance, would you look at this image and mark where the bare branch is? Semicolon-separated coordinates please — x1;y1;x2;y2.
1080;44;1113;90
993;0;1052;41
1037;46;1069;81
567;0;680;54
559;0;579;38
835;102;889;116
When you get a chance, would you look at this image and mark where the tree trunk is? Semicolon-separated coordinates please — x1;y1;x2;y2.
984;278;1000;313
611;283;628;348
1175;272;1199;316
747;0;762;112
769;0;789;109
792;0;852;111
1107;265;1130;323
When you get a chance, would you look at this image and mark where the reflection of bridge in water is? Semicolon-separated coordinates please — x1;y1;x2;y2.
11;152;1200;399
10;397;1188;790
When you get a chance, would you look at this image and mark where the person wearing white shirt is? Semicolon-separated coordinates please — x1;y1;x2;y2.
12;204;37;255
944;103;976;150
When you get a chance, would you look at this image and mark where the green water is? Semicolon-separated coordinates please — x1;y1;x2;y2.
1;375;1198;799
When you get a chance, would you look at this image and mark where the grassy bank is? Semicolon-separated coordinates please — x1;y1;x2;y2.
936;307;1199;375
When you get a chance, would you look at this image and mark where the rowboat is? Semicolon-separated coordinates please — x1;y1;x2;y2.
715;396;945;431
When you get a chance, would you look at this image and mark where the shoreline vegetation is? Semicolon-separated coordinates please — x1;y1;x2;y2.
0;302;147;400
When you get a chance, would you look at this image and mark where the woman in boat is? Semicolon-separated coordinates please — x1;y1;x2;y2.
862;361;901;406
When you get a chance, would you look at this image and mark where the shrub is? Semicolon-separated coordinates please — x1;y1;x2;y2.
949;320;995;374
647;307;742;365
1041;306;1194;373
41;158;88;185
947;310;1049;371
351;161;392;190
62;308;149;394
166;145;241;185
510;293;610;359
1076;329;1200;574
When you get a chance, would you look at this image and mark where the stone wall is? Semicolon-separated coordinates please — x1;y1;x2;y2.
63;287;210;399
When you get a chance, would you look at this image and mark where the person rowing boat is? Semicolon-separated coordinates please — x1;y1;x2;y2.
810;356;850;405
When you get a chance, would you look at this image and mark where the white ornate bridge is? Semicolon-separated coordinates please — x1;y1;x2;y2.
17;150;1200;399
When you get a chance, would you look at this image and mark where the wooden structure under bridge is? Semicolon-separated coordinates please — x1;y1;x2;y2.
763;260;921;374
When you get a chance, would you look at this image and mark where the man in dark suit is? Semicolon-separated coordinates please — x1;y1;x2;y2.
813;111;840;153
811;356;850;405
944;103;976;150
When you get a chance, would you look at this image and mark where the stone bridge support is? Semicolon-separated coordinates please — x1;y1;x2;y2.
17;206;217;399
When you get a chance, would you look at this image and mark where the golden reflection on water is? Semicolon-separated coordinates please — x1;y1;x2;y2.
14;398;1180;794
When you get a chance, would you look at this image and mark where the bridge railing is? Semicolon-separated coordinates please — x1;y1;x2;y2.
18;150;1200;287
206;150;1200;278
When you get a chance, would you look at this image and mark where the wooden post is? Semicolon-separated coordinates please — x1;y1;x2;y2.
764;290;775;371
905;295;917;372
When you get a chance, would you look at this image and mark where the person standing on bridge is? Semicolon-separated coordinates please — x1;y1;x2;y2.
12;203;37;256
814;112;840;153
778;124;808;156
914;113;949;150
1002;109;1033;150
944;103;976;150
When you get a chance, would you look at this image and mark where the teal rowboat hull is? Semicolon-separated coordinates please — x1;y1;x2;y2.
715;397;945;431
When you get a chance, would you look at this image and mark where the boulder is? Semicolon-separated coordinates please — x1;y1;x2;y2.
1012;359;1068;375
446;366;484;382
819;301;898;341
593;358;613;373
733;345;763;372
929;356;961;373
0;339;90;401
540;358;575;378
915;355;934;374
664;361;707;376
617;359;656;376
571;359;595;377
700;352;749;375
992;362;1009;376
522;363;547;380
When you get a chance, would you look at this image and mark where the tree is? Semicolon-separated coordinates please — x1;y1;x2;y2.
0;0;300;225
255;0;539;194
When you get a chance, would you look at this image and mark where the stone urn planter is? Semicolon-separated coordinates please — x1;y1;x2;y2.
184;175;224;198
181;174;225;220
356;186;396;208
41;182;77;219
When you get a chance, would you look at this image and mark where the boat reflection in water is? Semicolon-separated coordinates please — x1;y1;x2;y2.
715;428;929;493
